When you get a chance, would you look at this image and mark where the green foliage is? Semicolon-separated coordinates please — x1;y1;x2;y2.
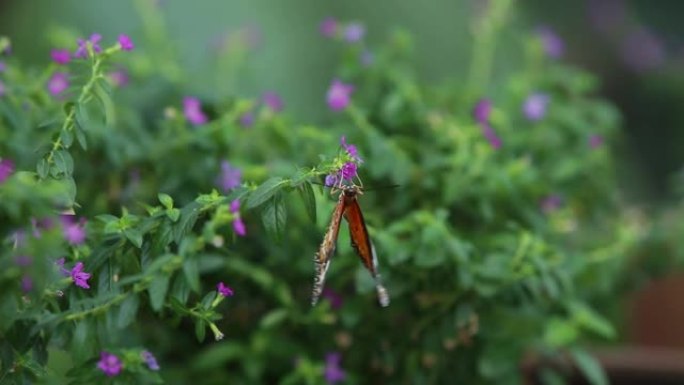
0;4;641;385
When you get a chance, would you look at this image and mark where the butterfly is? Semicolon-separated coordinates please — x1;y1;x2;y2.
311;184;390;307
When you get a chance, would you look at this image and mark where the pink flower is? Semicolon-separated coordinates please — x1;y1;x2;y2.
61;216;86;245
217;282;234;297
326;79;354;111
340;162;357;181
97;351;122;377
0;158;14;183
262;91;284;112
320;17;338;38
75;34;102;58
51;49;71;65
473;99;502;149
232;217;246;237
118;34;134;51
47;72;69;96
70;262;91;289
183;96;208;125
108;69;129;87
589;134;604;149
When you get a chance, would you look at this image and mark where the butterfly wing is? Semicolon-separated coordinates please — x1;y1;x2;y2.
343;194;390;307
311;192;346;306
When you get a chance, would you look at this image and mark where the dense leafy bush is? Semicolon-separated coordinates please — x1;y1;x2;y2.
0;2;641;384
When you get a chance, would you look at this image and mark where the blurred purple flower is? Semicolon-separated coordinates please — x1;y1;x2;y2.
47;72;69;96
324;173;338;187
218;161;241;192
56;257;69;276
61;216;86;245
537;26;564;59
217;282;234;297
587;0;627;35
326;79;354;111
229;199;240;214
51;49;71;65
21;275;33;293
75;34;102;58
324;352;346;384
233;217;246;237
522;92;550;121
340;136;362;163
239;111;255;128
183;97;208;126
344;23;365;43
0;61;5;72
340;162;357;181
118;34;134;51
97;352;122;377
108;69;129;87
589;134;604;149
262;91;284;112
141;350;160;371
473;99;501;149
70;262;91;289
322;287;343;309
540;194;563;214
15;255;32;267
0;158;14;183
320;17;338;38
620;27;665;72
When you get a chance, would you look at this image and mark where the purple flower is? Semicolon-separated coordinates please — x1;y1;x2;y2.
320;17;338;38
0;61;5;72
15;255;32;267
232;217;247;237
218;161;241;192
0;158;14;183
75;34;102;58
47;72;69;96
537;26;564;59
324;173;338;187
324;352;346;384
239;111;255;128
473;99;501;149
589;134;604;149
344;23;365;43
61;216;86;245
183;96;208;126
70;262;91;289
97;352;122;377
522;92;550;121
322;288;343;309
56;257;70;276
21;275;33;293
51;49;71;65
217;282;234;297
118;34;134;51
620;27;665;72
108;69;129;87
540;194;563;214
340;162;357;181
340;136;362;163
326;79;354;111
229;199;240;214
262;91;284;112
141;350;160;371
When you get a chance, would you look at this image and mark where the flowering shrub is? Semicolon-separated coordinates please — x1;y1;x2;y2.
0;2;641;385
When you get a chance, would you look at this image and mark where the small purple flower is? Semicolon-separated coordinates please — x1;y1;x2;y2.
324;173;338;187
118;34;134;51
61;216;86;245
108;69;129;87
262;91;284;112
21;275;33;293
47;72;69;96
0;158;14;183
75;34;102;58
218;161;241;192
15;255;32;267
239;111;255;128
540;194;563;214
589;134;604;149
320;17;338;38
56;257;70;276
0;61;5;72
70;262;91;289
620;27;665;72
340;136;363;163
51;49;71;65
537;26;564;59
340;162;357;181
97;351;122;377
232;217;247;237
522;92;550;121
326;79;354;111
229;199;240;214
183;96;208;126
217;282;234;297
141;350;160;371
322;287;343;309
473;99;501;149
324;352;346;384
344;22;365;43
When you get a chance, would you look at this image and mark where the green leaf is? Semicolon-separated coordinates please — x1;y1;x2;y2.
124;228;143;248
261;193;287;241
148;275;170;312
36;159;49;179
194;319;206;343
74;103;89;131
158;193;174;209
166;208;180;222
247;177;285;209
60;129;74;148
260;309;288;329
75;125;87;150
182;257;200;293
52;150;74;177
297;181;317;222
117;295;139;328
569;348;608;385
93;79;116;126
174;202;201;244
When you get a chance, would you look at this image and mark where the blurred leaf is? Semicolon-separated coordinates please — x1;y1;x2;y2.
247;177;285;208
298;181;317;223
261;193;287;241
569;348;608;385
148;275;170;312
117;295;139;329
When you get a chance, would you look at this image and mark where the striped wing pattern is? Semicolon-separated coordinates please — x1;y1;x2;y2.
311;192;346;306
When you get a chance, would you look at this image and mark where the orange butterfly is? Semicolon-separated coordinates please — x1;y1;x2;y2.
311;184;390;307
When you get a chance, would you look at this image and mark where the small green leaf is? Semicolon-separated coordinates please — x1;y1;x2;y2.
36;159;49;179
260;309;288;329
569;348;608;385
297;181;316;222
60;129;74;148
166;208;180;222
148;275;170;312
124;228;143;248
182;257;200;293
247;177;285;209
53;150;74;177
261;193;287;241
117;295;139;328
75;125;87;150
158;193;174;209
194;319;206;343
